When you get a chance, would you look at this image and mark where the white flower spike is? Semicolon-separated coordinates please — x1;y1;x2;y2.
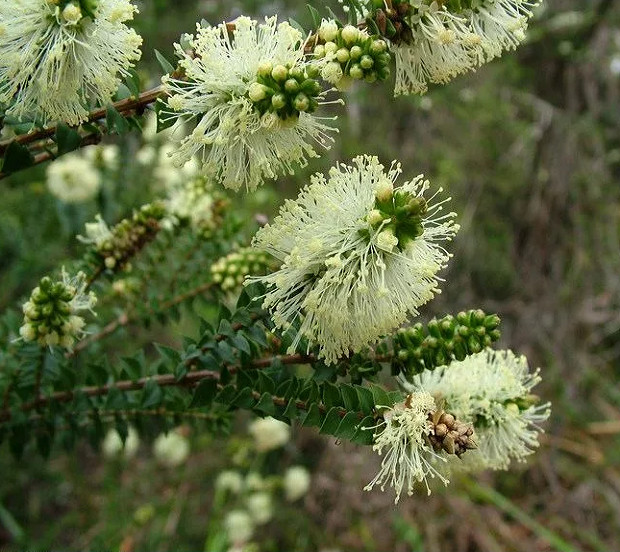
0;0;142;124
161;16;340;191
251;155;459;365
403;348;551;472
365;391;449;502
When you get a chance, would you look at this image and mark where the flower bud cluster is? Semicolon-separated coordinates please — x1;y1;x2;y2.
80;203;166;271
393;309;501;375
248;62;323;122
363;181;429;253
313;21;391;88
19;269;96;349
211;247;277;293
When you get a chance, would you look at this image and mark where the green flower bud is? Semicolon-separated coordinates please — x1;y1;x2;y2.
257;61;273;77
350;64;364;80
350;45;363;60
336;48;350;63
314;44;326;58
293;93;310;112
271;64;288;82
301;79;321;96
284;78;300;94
289;66;305;81
360;55;374;70
248;82;268;102
341;25;359;45
271;93;287;109
364;71;378;83
324;41;338;55
370;39;388;54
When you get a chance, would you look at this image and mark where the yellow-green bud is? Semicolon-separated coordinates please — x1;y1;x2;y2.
336;48;350;63
314;44;326;58
350;45;363;60
360;55;374;70
367;209;384;226
293;93;310;112
350;64;364;80
271;93;287;109
271;64;288;82
318;20;339;42
62;3;82;25
375;179;394;202
284;79;300;94
370;39;388;54
248;82;268;102
324;41;338;55
257;61;273;77
341;25;359;45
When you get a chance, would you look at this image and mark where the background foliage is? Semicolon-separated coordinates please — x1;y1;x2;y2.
1;0;620;550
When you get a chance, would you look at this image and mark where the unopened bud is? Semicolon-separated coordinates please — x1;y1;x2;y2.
271;93;287;109
336;48;350;63
350;45;363;60
341;25;359;45
271;64;288;82
375;179;394;202
248;82;268;102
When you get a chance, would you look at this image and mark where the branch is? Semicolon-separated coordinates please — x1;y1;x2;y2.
0;353;321;423
67;281;216;358
0;87;164;156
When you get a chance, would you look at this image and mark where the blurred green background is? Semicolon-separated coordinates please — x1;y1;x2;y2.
1;0;620;550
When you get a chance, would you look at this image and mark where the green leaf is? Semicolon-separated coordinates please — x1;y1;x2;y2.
215;385;237;406
355;386;376;415
190;379;217;409
124;69;141;97
322;381;343;408
2;141;34;174
351;416;375;445
300;402;322;427
232;387;256;409
231;334;251;355
154;49;175;74
282;398;298;421
307;4;321;28
369;385;392;408
155;343;182;365
340;384;360;412
142;379;163;408
319;407;342;435
257;372;276;395
335;412;360;440
254;392;275;415
55;123;82;155
289;18;306;34
106;105;130;135
105;387;128;410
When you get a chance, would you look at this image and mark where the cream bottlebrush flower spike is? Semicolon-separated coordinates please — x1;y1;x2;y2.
403;348;551;472
379;0;541;95
0;0;143;125
364;391;450;502
251;155;459;365
161;16;340;191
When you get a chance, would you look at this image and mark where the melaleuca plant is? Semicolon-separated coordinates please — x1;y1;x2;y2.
0;0;549;507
